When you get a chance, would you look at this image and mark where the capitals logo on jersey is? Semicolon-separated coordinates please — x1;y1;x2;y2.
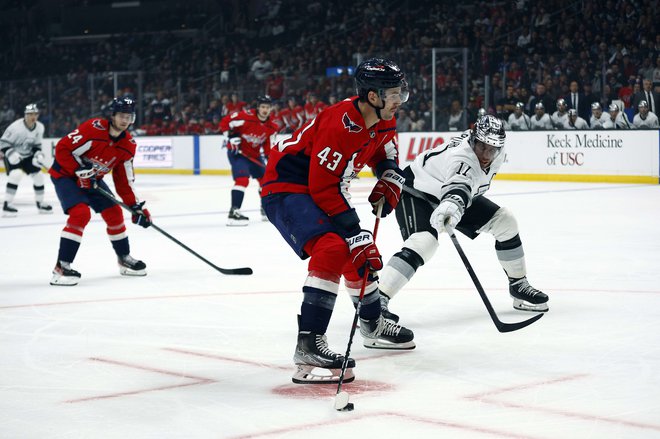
342;113;362;133
92;119;107;131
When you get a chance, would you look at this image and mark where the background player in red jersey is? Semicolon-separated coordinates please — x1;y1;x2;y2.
261;58;415;384
48;96;151;286
220;95;278;225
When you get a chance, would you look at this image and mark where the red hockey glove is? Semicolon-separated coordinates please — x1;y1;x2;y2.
368;168;405;217
346;229;383;277
131;201;152;228
75;164;97;189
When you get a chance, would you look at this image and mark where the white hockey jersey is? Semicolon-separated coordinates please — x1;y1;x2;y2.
603;112;632;129
551;111;568;129
408;130;503;207
0;118;45;158
632;112;659;129
562;117;589;129
507;113;531;131
530;113;553;130
589;113;609;129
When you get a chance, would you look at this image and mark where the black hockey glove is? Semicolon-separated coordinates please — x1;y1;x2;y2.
131;201;152;228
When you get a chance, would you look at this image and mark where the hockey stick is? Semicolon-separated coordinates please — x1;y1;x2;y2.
94;185;253;276
449;233;542;333
334;203;383;412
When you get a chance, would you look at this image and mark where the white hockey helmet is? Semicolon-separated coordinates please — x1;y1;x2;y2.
473;114;506;149
591;102;602;111
608;103;619;112
568;108;578;117
24;103;39;114
638;100;649;109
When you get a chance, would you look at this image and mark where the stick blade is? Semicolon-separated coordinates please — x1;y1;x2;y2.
496;312;543;333
219;267;253;275
334;391;353;411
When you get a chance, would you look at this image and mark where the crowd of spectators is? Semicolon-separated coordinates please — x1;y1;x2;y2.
0;0;658;137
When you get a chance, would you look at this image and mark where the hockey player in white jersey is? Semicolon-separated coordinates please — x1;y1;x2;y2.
603;103;632;129
632;101;659;128
551;98;569;129
377;115;548;325
564;109;589;129
530;102;553;130
507;102;531;130
0;103;52;216
589;102;609;129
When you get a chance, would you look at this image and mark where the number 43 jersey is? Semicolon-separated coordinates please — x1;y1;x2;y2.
408;129;505;207
261;96;399;217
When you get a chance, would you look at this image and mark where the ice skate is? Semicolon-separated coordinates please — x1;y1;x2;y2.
36;201;53;214
380;293;399;323
118;254;147;276
361;315;415;350
292;331;355;384
227;207;249;226
50;260;81;286
510;277;548;312
3;202;17;217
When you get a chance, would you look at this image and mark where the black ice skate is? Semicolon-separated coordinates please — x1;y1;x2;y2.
3;201;18;217
227;207;249;226
380;292;400;323
50;260;81;286
292;331;356;384
36;201;53;214
118;254;147;276
360;315;415;350
510;277;549;312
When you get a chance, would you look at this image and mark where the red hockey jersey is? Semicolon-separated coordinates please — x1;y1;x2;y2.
261;96;399;218
219;111;279;160
49;118;141;206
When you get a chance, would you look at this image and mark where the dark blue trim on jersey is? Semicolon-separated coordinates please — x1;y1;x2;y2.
193;135;200;175
377;127;397;133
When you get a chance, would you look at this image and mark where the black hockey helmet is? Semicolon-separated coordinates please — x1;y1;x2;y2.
355;58;408;102
110;96;136;115
256;95;272;106
24;103;39;114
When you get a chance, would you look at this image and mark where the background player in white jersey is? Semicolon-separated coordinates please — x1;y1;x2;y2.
377;115;548;325
603;103;632;129
632;101;659;128
551;98;569;129
0;103;52;216
564;109;589;129
507;102;531;130
530;102;553;130
589;102;609;129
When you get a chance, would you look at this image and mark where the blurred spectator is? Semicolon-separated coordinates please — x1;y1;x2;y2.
496;84;518;120
564;81;590;121
226;93;247;115
396;109;412;132
280;97;304;133
265;68;285;100
251;52;273;82
631;79;659;115
529;83;555;116
447;100;464;131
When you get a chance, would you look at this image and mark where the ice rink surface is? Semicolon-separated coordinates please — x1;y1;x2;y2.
1;174;660;439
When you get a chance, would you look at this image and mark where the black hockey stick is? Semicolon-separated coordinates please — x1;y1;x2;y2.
334;203;383;411
94;185;253;276
449;233;542;333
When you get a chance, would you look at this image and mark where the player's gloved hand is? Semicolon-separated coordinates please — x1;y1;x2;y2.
368;168;405;217
5;148;21;165
430;194;465;235
32;151;46;168
131;201;152;228
74;164;97;189
227;133;241;155
346;229;383;277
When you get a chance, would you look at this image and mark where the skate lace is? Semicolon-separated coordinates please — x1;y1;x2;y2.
516;279;541;297
382;320;402;337
315;334;339;359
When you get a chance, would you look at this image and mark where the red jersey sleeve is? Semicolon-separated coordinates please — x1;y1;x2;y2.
52;119;103;177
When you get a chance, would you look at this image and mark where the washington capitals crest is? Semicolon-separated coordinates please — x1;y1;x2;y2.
342;113;362;133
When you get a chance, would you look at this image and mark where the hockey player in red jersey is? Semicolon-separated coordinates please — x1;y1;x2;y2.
48;96;151;286
261;58;416;384
220;95;278;225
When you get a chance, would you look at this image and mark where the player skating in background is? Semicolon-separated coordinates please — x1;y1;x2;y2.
261;58;415;384
220;95;278;225
1;103;52;216
377;115;549;325
48;96;151;286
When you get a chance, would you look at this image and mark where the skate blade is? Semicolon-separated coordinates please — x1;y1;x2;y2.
50;275;79;286
38;209;54;215
363;339;416;350
119;267;147;276
292;365;355;384
2;212;17;218
227;219;249;227
512;298;549;312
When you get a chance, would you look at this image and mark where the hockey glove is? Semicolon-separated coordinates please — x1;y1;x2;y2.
368;168;405;217
346;229;383;277
227;133;242;155
430;194;465;235
32;151;46;168
131;201;152;228
75;164;97;189
5;148;21;165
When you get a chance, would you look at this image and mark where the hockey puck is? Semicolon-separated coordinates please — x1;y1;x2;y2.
340;402;354;411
